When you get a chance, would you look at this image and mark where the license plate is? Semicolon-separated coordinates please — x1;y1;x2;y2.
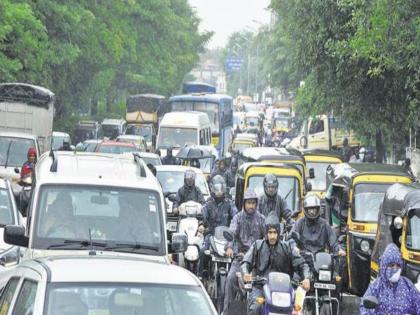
314;282;336;290
212;256;231;263
166;221;178;232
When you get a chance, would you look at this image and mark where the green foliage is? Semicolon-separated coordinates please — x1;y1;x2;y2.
0;0;210;121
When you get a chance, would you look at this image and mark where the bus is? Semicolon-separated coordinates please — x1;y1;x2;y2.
182;82;216;94
168;94;233;156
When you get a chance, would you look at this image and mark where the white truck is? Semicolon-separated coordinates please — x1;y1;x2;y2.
0;83;54;181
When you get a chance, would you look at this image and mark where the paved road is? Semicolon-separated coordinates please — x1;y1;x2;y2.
341;294;360;314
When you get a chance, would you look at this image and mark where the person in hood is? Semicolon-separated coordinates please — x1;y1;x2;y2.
199;175;237;277
161;147;178;165
258;173;293;224
242;214;311;315
173;169;204;212
20;147;37;184
223;189;266;314
360;243;420;315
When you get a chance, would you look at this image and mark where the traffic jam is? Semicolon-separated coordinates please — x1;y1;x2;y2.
0;81;418;315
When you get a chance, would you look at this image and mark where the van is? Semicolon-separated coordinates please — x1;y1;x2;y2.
157;111;211;156
101;119;126;139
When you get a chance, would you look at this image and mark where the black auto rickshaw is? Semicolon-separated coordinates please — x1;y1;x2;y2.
325;163;412;296
371;183;420;290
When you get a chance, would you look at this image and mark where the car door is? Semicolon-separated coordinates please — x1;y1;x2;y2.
308;118;329;150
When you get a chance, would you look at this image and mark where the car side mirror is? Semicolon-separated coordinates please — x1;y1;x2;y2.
362;296;379;309
4;225;28;247
309;168;315;179
223;230;234;242
171;233;187;253
305;182;312;192
14;167;20;174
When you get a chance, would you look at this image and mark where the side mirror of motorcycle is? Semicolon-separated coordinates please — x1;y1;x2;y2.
14;167;20;174
362;296;379;309
171;233;187;253
309;168;315;179
223;230;234;242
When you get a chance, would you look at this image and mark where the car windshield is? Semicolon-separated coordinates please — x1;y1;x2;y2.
74;128;96;143
45;283;214;315
156;171;209;196
102;125;120;138
274;118;288;129
0;188;14;225
0;137;36;167
406;209;420;251
52;135;69;150
83;142;99;152
34;185;164;254
97;145;137;154
306;162;337;191
248;175;300;211
125;125;152;140
141;156;161;166
352;183;390;222
157;127;197;148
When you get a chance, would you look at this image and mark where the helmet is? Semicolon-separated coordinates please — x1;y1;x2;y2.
184;169;196;187
27;147;37;158
263;173;278;197
303;194;321;220
211;175;226;199
265;213;281;235
243;188;258;204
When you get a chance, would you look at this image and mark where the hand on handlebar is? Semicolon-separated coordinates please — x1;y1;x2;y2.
301;279;311;292
225;247;234;258
338;249;346;257
243;273;253;283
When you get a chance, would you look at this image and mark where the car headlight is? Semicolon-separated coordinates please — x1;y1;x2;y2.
0;247;20;267
360;240;370;253
318;270;331;282
271;292;291;308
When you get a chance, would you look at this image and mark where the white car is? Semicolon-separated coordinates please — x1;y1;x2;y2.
0;255;217;315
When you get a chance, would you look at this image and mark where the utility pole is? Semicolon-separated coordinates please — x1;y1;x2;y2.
255;44;259;101
246;53;251;96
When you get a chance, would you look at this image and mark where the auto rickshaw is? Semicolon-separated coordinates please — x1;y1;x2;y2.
234;162;305;216
325;163;412;296
232;133;258;154
371;183;420;290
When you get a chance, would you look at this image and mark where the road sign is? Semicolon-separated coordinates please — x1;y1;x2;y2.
225;57;244;72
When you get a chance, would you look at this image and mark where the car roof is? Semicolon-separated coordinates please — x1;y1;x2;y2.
22;256;200;286
0;132;38;140
155;165;204;175
99;141;136;147
117;135;145;140
52;131;70;137
35;151;159;189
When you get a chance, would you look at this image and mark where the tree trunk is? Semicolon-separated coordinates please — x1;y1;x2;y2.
376;130;385;163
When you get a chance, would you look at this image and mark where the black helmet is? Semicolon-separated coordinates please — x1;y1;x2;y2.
211;175;226;199
184;169;196;187
303;194;321;220
263;173;278;197
265;213;281;235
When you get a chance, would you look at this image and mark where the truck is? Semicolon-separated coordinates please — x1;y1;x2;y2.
0;83;54;181
288;115;360;151
125;94;165;151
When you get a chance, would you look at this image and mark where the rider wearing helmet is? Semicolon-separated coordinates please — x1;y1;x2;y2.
173;169;205;211
223;189;266;314
200;175;238;277
291;194;345;257
258;173;293;225
242;213;311;315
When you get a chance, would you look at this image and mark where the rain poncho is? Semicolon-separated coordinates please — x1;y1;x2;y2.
360;243;420;315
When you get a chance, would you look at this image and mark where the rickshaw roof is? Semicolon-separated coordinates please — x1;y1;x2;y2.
302;149;344;161
237;162;303;179
240;147;304;162
381;183;420;217
329;163;409;188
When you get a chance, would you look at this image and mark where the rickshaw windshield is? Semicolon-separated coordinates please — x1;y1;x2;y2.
306;162;334;191
247;175;300;211
406;209;420;251
352;183;390;222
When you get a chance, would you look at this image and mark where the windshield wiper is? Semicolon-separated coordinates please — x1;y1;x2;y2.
105;242;159;252
47;239;108;249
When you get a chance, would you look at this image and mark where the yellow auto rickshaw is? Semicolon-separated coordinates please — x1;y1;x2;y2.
371;183;420;290
325;163;412;296
234;162;305;216
232;135;258;153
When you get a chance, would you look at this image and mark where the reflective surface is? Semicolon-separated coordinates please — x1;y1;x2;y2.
353;183;390;222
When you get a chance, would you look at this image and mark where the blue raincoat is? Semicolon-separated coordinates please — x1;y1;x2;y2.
360;243;420;315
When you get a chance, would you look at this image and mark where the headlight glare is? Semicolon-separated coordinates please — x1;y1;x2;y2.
318;270;331;282
271;292;291;308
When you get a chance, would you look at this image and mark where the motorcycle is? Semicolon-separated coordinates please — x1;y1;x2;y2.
204;226;232;313
177;201;204;274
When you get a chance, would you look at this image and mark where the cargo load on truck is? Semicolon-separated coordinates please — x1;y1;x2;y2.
126;94;165;124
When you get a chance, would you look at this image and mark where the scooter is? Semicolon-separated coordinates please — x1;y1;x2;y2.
204;226;232;313
177;201;204;274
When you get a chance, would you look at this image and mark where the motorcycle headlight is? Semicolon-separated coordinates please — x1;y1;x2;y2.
0;247;20;267
318;270;331;282
393;216;403;230
272;292;291;308
360;240;370;253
